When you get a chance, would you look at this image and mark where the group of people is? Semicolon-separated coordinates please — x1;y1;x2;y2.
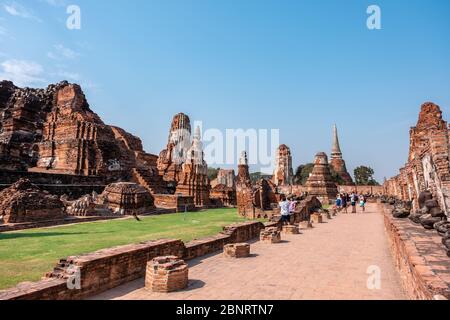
278;195;301;225
335;192;367;214
278;191;368;224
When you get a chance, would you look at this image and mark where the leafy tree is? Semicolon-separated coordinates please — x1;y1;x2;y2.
249;172;272;184
293;163;314;185
207;167;220;181
330;167;346;185
354;166;379;186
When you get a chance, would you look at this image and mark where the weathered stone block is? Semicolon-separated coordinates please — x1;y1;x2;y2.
260;227;281;244
223;243;250;258
298;221;313;229
311;213;323;224
282;225;299;234
145;256;188;293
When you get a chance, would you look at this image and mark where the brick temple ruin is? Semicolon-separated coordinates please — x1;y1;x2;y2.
384;102;450;215
272;144;294;186
1;79;449;300
210;169;237;207
0;81;217;226
383;102;450;256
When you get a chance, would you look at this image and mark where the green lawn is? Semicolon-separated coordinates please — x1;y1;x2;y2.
0;208;249;290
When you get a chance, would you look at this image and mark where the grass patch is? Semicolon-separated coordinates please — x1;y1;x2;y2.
0;208;252;290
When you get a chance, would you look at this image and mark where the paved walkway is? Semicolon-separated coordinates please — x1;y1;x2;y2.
92;203;407;300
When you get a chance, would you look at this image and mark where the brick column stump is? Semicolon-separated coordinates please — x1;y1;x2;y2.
260;227;281;244
223;243;250;258
145;256;188;293
282;225;299;234
298;221;313;229
311;213;323;224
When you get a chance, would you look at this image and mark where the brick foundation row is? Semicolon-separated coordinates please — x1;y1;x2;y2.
381;203;450;300
0;221;265;300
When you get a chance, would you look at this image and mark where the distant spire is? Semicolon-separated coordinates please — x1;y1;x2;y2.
331;124;342;158
194;126;201;140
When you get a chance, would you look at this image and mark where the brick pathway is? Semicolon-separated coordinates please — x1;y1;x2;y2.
92;203;407;300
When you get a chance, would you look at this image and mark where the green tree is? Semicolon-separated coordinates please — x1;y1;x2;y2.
207;167;220;181
330;168;346;185
354;166;379;186
293;163;314;185
249;172;272;184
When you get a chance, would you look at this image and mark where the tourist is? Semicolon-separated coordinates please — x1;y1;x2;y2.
341;193;348;213
351;193;358;213
360;195;366;212
335;195;342;211
289;197;297;216
279;195;291;225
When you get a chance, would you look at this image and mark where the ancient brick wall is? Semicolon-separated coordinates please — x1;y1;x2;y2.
0;221;265;300
384;102;450;215
381;203;450;299
153;194;195;212
338;185;384;195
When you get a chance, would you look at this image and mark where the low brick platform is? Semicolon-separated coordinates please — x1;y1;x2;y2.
382;204;450;299
223;243;250;258
260;227;281;244
0;221;264;300
311;213;323;224
282;225;299;234
145;256;188;293
298;221;313;229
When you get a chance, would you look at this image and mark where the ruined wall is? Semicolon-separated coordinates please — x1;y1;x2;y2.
384;102;450;216
0;179;65;223
381;203;450;299
0;81;160;185
0;221;265;300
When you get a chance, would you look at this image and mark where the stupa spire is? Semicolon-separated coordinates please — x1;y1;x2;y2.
331;124;342;158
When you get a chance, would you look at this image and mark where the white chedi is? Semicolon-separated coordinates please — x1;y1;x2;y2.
184;126;208;175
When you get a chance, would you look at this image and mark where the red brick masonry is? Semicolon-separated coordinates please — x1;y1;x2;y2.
381;203;450;299
0;221;265;300
145;256;189;293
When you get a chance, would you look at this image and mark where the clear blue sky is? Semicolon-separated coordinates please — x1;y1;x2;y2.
1;0;449;181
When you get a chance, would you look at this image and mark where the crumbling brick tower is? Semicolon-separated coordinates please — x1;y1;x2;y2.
236;151;255;217
384;102;450;215
157;113;192;185
305;152;338;204
329;125;354;185
272;144;294;186
36;84;122;176
175;126;210;207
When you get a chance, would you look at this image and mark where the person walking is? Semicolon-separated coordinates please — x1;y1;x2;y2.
289;196;297;216
335;194;342;212
279;195;291;225
341;193;348;214
360;195;366;212
351;192;358;214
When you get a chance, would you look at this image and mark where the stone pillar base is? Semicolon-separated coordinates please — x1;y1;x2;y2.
260;227;281;244
145;256;188;293
282;225;299;234
311;213;323;224
298;221;313;229
224;243;250;258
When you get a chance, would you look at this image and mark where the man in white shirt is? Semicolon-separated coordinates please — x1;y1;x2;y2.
279;195;291;225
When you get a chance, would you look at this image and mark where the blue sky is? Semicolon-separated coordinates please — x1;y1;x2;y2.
1;0;449;181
